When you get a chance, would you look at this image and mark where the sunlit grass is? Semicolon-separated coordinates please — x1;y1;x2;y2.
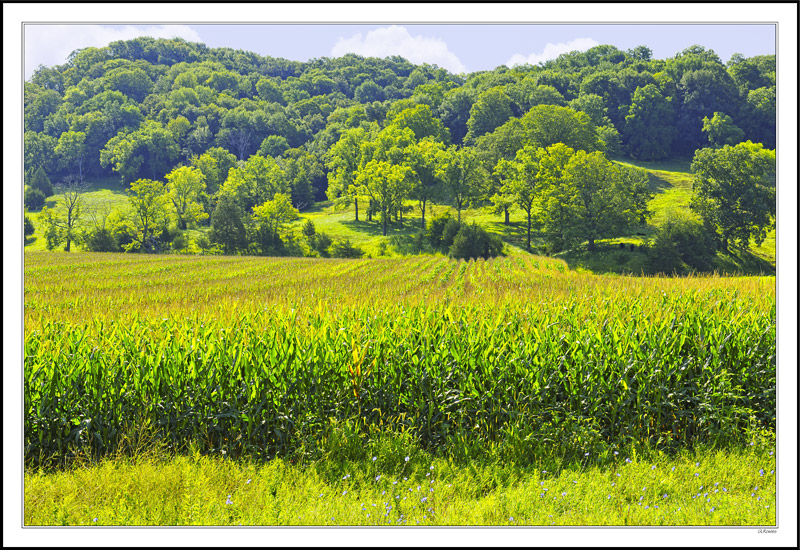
24;441;776;526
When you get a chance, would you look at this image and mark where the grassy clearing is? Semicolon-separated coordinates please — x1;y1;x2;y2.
24;441;776;526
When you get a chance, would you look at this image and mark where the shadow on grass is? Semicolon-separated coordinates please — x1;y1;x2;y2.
713;248;776;276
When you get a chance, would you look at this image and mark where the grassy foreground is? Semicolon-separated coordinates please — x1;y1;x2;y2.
24;441;776;526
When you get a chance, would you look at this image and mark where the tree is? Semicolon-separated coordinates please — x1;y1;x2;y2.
562;151;641;251
690;141;775;250
164;166;208;230
354;159;411;236
388;104;449;143
495;145;544;251
449;222;503;260
210;194;247;254
650;211;717;273
520;105;600;153
701;112;745;148
435;146;486;223
124;178;173;252
623;84;676;160
325;126;373;221
250;193;300;255
24;215;35;240
465;86;514;143
533;143;577;251
38;178;88;252
55;131;88;183
28;166;53;197
406;137;445;229
190;147;237;195
219;154;289;212
437;87;474;145
25;188;46;210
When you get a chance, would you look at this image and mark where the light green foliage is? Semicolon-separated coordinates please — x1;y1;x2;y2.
495;145;545;250
100;121;179;184
36;181;87;252
219;154;289;212
325;126;374;220
562;151;643;250
435;146;487;222
121;178;173;252
519;104;600;153
355;160;411;236
164;166;208;230
190;147;237;195
389;104;450;143
690;141;775;250
251;193;300;236
701;112;745;148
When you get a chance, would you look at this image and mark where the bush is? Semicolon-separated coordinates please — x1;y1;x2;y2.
650;213;717;273
28;167;53;197
172;231;188;251
449;222;504;260
301;219;316;238
310;232;332;257
82;227;118;252
25;188;46;210
329;238;364;258
426;212;453;250
24;215;35;238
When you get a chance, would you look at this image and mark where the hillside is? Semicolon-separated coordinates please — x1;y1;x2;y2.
24;159;776;275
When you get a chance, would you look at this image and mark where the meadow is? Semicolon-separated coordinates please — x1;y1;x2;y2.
23;250;776;526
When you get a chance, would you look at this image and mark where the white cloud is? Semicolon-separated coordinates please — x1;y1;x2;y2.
25;25;202;78
506;37;599;67
331;25;467;74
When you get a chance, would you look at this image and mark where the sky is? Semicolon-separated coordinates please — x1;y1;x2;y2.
23;23;777;79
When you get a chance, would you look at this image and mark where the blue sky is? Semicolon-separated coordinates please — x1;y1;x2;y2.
24;23;776;79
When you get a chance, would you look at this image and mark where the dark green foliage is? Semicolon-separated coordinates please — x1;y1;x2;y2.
29;166;54;197
310;231;333;257
448;222;503;260
329;238;364;258
650;214;717;273
301;218;316;238
25;187;46;210
425;213;458;251
24;215;35;238
210;195;247;254
82;227;119;252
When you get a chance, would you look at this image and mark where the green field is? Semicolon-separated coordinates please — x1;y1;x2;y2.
23;250;776;525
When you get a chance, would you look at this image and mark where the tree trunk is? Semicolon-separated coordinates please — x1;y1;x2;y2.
526;212;531;251
382;209;387;236
354;197;359;222
421;199;427;229
504;206;510;225
399;207;403;228
588;237;595;251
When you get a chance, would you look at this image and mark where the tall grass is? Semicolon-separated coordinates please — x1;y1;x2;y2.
23;252;775;468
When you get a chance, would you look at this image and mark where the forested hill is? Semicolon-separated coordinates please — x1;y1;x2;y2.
25;37;774;189
24;37;776;266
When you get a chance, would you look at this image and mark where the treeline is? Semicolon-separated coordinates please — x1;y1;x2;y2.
24;37;775;262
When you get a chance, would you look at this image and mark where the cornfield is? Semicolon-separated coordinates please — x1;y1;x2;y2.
23;251;776;467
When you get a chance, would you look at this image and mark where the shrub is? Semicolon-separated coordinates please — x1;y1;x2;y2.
28;167;53;197
650;213;717;273
310;232;333;257
24;215;35;239
329;238;364;258
82;227;118;252
301;219;316;239
449;222;504;260
25;188;46;210
172;231;188;251
426;213;453;250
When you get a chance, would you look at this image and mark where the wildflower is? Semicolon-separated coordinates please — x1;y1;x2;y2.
671;467;675;472
246;479;251;484
421;497;428;503
663;494;668;499
381;490;385;495
711;507;716;512
430;465;434;470
770;470;774;475
625;458;632;463
393;481;398;485
405;456;410;462
614;451;619;456
611;483;616;487
616;473;621;477
644;506;649;509
696;462;700;467
343;489;348;496
561;492;567;497
585;452;589;456
759;469;765;476
372;456;377;462
93;518;98;523
651;465;656;470
509;517;514;522
694;473;699;477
